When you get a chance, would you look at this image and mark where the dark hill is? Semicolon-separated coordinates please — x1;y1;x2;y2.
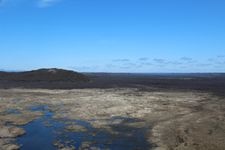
0;68;89;82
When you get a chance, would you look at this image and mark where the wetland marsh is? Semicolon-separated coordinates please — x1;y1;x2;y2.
1;87;225;150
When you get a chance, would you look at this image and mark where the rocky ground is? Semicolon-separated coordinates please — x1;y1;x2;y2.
0;88;225;150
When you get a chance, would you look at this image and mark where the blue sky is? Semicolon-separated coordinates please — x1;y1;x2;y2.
0;0;225;72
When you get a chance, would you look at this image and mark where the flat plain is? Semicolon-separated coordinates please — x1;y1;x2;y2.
0;72;225;150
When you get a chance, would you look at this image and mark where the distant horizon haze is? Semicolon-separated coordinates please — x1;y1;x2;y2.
1;68;225;74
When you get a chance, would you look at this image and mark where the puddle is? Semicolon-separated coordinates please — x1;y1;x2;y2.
17;105;150;150
30;105;50;112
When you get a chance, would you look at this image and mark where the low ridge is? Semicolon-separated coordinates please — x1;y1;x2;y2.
0;68;89;82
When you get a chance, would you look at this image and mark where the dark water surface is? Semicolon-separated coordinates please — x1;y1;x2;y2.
17;105;150;150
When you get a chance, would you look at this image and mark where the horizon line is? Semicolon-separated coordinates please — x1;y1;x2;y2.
1;68;225;74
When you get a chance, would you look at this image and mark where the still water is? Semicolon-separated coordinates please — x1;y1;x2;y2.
17;105;150;150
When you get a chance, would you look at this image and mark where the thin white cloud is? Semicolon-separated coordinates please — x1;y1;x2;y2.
37;0;61;8
0;0;62;7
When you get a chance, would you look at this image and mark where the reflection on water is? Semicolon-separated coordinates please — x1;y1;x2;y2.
17;105;150;150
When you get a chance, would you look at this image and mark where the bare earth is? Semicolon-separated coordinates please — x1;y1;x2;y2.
0;88;225;150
